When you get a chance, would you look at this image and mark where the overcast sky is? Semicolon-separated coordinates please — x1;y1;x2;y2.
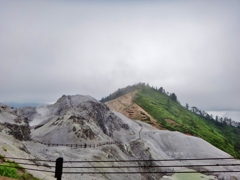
1;1;240;115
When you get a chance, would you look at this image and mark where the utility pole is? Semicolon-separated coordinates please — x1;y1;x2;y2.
55;157;63;180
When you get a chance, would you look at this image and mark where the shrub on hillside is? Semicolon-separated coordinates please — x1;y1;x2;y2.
0;162;19;179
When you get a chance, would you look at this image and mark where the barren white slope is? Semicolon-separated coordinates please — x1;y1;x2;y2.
1;95;240;180
0;104;26;125
113;112;240;180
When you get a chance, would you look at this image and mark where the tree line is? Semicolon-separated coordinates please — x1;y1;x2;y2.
186;103;239;128
100;82;178;103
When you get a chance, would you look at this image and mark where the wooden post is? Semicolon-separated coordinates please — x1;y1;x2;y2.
55;157;63;180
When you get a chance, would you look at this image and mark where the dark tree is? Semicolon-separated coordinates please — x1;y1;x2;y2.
201;111;207;117
229;118;233;126
186;103;189;110
219;117;223;123
210;114;214;120
166;98;170;110
191;106;197;113
206;114;210;120
159;87;163;93
234;141;240;151
170;93;177;101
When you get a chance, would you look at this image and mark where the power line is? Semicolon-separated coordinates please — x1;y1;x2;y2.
4;159;240;170
63;170;240;174
62;163;240;169
63;157;236;163
1;156;240;180
1;164;239;174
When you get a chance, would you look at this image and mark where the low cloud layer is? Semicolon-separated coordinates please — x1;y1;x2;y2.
0;0;240;114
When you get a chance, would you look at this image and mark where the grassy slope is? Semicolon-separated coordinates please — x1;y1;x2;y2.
132;86;240;158
0;154;40;180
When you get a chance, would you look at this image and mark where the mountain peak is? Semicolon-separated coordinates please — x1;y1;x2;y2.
17;94;102;127
102;83;240;158
55;94;98;107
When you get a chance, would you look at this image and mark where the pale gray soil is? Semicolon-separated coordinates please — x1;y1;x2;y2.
0;95;239;180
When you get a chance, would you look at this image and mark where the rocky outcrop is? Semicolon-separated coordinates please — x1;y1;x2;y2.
88;101;129;137
28;95;130;144
3;122;31;141
0;104;31;141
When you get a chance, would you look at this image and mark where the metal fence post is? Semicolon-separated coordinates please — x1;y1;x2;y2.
55;157;63;180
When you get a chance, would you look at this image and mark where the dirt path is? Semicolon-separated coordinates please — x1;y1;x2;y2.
105;91;164;130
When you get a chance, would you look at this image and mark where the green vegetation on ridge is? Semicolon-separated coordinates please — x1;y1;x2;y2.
102;83;240;158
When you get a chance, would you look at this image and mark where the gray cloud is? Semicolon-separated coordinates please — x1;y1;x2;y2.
0;0;240;114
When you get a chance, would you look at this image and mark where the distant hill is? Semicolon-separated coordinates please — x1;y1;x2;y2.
2;102;47;108
101;83;240;158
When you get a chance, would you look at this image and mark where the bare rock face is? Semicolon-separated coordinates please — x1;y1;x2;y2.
85;100;129;137
0;104;28;125
3;123;31;141
29;95;130;144
0;104;31;141
74;125;95;140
